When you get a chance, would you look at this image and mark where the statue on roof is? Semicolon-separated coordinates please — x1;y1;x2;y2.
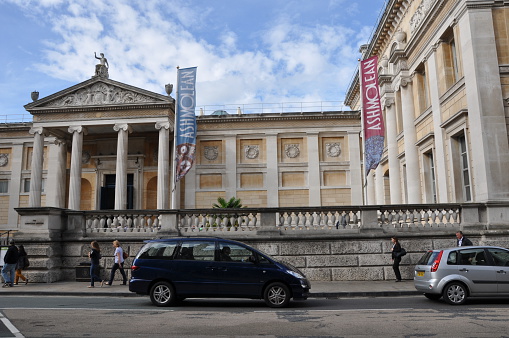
94;52;109;79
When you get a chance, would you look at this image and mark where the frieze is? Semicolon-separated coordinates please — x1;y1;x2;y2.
244;145;259;159
0;154;8;167
326;143;341;158
285;144;300;158
204;146;219;161
42;82;157;108
410;0;434;34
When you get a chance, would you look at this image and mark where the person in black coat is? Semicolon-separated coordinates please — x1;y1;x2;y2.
2;239;19;287
391;237;402;282
456;231;473;246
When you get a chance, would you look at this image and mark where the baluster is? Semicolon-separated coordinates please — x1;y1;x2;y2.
352;211;359;228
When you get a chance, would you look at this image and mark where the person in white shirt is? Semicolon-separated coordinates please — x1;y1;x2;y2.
104;240;127;286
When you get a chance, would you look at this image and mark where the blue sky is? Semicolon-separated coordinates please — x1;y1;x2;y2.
0;0;386;119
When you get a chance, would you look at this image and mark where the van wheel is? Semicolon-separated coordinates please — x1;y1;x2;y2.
443;282;467;305
424;293;441;301
264;282;290;308
150;281;176;307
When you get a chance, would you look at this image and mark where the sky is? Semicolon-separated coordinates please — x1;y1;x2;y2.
0;0;387;120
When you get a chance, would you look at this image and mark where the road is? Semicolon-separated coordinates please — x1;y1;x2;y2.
1;295;509;337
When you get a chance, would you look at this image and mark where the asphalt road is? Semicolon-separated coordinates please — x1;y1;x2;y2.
1;295;509;337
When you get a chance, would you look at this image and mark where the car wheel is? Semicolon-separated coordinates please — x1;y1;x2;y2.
442;282;467;305
424;293;442;301
150;281;176;307
264;282;291;308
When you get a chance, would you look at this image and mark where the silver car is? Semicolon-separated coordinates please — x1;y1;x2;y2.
414;246;509;305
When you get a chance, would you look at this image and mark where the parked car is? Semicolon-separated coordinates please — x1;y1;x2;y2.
129;237;310;307
414;246;509;304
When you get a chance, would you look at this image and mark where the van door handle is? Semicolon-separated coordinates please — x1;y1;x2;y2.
459;268;469;272
497;270;507;274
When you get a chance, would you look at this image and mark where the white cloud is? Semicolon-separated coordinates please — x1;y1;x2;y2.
1;0;384;114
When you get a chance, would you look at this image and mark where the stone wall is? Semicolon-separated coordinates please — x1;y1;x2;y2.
10;230;509;283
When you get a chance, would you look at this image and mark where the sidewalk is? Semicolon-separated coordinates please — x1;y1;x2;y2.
0;280;420;298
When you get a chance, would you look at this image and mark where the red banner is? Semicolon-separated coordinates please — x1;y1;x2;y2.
360;55;384;177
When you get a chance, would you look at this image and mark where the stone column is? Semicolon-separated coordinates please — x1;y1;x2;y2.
8;143;23;226
155;122;171;209
68;126;87;210
375;164;384;204
46;138;67;208
114;123;132;210
28;127;45;207
459;8;509;201
366;171;376;204
225;135;237;199
399;78;422;204
307;132;321;206
348;132;363;205
265;133;279;207
426;48;448;202
384;98;402;204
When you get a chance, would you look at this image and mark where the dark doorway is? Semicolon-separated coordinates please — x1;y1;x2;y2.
100;174;134;209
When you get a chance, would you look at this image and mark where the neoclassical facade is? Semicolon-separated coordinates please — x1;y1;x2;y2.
346;0;509;205
0;66;362;230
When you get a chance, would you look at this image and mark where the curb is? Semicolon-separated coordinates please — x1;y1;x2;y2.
0;291;421;298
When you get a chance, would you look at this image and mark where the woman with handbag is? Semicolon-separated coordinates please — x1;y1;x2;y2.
88;241;104;288
104;240;127;286
391;237;402;282
15;245;29;285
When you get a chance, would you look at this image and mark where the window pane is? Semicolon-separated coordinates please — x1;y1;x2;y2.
219;242;254;263
24;179;30;193
488;248;509;266
0;180;8;193
179;241;215;261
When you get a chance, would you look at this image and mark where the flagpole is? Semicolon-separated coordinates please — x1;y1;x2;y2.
170;66;179;209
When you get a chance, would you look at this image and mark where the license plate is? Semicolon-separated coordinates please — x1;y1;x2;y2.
417;271;425;277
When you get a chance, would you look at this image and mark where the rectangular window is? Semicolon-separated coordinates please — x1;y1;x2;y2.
424;152;437;203
458;135;471;202
23;179;30;193
0;180;8;193
415;64;430;112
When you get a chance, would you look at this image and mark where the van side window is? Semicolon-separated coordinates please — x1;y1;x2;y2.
138;242;177;259
178;241;215;261
219;243;254;263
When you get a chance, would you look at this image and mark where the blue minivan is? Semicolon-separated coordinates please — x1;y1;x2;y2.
129;237;310;307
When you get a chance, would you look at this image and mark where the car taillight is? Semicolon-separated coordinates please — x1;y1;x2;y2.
430;250;443;272
131;265;140;271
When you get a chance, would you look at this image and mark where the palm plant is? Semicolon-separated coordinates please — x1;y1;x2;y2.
213;197;244;209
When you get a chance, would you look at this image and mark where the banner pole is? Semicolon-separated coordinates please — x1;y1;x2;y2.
170;66;179;209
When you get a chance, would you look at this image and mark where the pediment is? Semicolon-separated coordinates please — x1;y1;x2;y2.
25;78;172;112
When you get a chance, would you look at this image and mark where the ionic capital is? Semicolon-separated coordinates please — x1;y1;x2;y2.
113;123;133;133
155;121;172;131
68;126;88;135
29;127;48;136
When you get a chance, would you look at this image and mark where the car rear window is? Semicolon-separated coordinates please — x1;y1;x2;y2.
417;251;441;265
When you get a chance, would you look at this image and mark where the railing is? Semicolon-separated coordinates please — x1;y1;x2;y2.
78;204;464;235
277;208;361;230
197;101;347;115
178;210;260;233
85;211;161;233
379;205;461;228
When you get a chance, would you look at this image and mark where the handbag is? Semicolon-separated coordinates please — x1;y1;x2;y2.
123;251;129;260
397;248;407;257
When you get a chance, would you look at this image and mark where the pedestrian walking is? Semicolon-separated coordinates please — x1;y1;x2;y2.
2;239;19;287
391;237;402;282
104;240;127;286
15;245;29;285
456;231;473;246
88;241;104;288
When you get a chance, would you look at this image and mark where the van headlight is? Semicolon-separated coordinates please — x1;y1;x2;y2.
286;270;305;279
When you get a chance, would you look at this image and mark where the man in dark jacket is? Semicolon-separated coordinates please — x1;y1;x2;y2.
456;231;473;246
2;239;19;287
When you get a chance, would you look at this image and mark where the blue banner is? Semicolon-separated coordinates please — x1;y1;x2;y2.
175;67;197;183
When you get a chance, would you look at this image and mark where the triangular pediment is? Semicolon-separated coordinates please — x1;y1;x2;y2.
25;77;173;112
